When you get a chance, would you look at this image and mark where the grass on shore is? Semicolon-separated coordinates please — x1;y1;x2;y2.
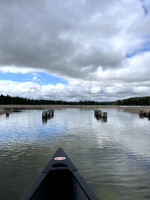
0;105;150;115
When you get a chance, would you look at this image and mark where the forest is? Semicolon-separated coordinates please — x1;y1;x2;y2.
0;94;112;105
115;96;150;105
0;94;150;105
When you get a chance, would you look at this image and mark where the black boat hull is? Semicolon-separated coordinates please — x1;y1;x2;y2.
20;148;99;200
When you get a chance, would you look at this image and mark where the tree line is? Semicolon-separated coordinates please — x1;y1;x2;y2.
115;96;150;105
0;94;113;105
0;94;150;105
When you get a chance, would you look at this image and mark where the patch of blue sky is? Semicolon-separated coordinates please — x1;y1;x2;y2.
126;41;150;58
0;71;67;85
34;72;67;85
0;72;26;82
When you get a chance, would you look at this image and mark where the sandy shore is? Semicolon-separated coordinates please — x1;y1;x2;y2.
0;104;150;114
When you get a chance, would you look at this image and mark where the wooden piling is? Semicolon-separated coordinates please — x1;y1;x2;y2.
94;110;102;117
42;111;48;118
101;112;107;118
94;110;107;120
42;110;54;121
139;110;150;118
6;112;9;117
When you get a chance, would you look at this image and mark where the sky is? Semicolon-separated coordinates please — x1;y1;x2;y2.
0;0;150;102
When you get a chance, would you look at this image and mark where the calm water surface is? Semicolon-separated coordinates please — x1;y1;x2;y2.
0;108;150;200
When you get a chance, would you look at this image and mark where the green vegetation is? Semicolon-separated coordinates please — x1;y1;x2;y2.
115;96;150;105
0;94;113;105
0;94;150;105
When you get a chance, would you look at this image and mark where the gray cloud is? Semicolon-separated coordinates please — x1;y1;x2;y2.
0;0;150;100
0;0;125;73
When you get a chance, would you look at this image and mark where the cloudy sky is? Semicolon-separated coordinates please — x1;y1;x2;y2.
0;0;150;101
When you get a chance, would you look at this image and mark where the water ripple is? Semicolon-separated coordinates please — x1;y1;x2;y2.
0;108;150;200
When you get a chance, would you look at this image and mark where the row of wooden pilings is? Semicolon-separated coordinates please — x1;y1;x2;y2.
139;110;150;118
94;110;107;120
42;110;54;122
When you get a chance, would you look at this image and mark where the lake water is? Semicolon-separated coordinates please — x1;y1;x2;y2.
0;108;150;200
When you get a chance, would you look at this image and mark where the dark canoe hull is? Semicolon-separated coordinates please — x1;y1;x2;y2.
20;148;99;200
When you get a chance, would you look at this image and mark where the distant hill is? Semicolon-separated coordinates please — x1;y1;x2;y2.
115;96;150;105
0;94;150;105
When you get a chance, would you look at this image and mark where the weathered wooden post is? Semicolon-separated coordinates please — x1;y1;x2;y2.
46;111;51;118
101;112;107;118
94;110;102;120
139;110;144;116
148;111;150;117
94;110;101;117
51;110;54;117
101;117;107;122
42;111;47;119
139;110;144;118
6;112;9;117
48;110;54;117
144;112;147;117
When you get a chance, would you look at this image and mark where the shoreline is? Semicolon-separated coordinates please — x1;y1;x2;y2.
0;105;150;114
